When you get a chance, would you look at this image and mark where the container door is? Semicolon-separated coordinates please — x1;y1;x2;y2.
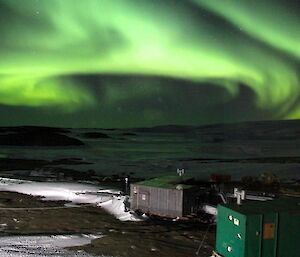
261;213;278;257
246;214;263;257
137;190;150;211
277;211;300;256
216;206;247;257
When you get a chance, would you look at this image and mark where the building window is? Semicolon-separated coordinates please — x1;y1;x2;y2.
141;194;147;201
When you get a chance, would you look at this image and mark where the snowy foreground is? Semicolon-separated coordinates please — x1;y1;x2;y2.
0;234;107;257
0;177;145;221
0;177;147;257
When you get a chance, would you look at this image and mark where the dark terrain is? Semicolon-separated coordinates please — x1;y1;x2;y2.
0;126;83;146
0;120;299;256
0;191;214;257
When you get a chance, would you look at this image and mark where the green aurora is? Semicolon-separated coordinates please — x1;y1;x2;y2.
0;0;299;127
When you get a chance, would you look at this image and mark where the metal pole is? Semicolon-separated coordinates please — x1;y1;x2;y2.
196;224;211;256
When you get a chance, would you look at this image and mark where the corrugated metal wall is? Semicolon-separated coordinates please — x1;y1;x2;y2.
130;184;187;217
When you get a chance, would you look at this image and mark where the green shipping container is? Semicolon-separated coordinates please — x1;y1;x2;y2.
214;197;300;257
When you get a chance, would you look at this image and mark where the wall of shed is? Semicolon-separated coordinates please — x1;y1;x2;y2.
130;184;183;217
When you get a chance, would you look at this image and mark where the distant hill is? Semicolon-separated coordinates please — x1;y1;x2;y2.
1;119;300;146
124;119;300;141
195;120;300;141
133;125;195;133
0;126;83;146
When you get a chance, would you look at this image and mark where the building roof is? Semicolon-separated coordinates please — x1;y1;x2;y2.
221;196;300;215
135;175;194;189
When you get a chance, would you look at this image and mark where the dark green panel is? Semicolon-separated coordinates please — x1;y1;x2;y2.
215;198;300;257
245;215;262;257
216;205;246;257
277;211;300;256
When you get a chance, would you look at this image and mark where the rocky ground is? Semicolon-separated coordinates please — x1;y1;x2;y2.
0;191;215;257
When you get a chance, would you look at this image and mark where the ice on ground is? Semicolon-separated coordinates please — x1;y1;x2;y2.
0;177;29;185
0;178;111;203
0;177;146;221
202;204;217;216
0;234;108;257
99;196;146;222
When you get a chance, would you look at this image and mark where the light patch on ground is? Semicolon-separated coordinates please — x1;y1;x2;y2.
0;177;145;221
0;234;106;257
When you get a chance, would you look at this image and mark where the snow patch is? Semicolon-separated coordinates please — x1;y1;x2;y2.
0;234;106;257
0;177;145;221
99;196;147;222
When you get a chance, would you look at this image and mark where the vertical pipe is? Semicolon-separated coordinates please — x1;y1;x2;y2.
166;188;169;216
136;186;139;209
274;212;279;257
237;194;242;205
124;177;128;195
258;215;263;257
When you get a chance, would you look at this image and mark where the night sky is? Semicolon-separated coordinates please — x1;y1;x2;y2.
0;0;299;128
